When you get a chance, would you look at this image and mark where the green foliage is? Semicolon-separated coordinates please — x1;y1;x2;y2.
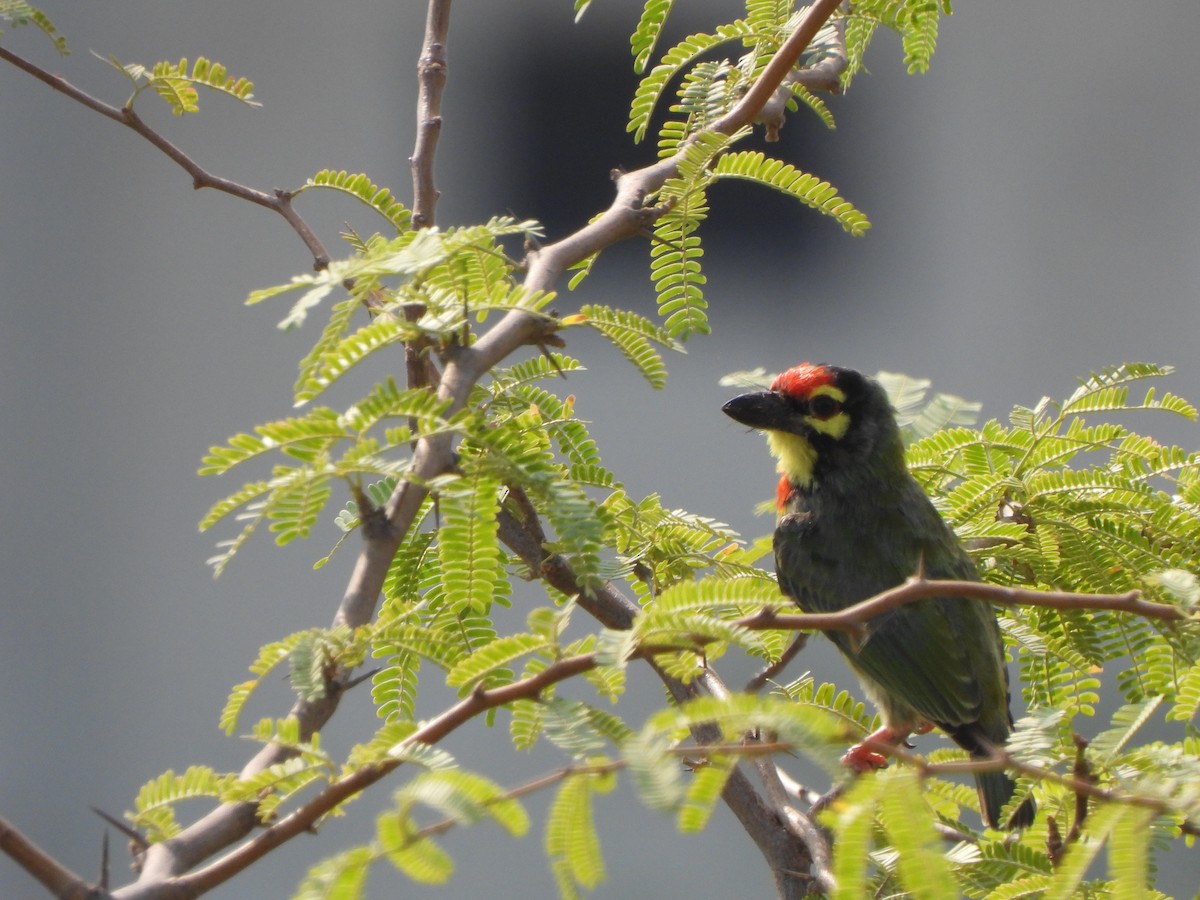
128;766;234;843
647;130;730;338
843;0;953;86
545;769;614;897
84;3;1190;897
297;169;413;233
0;0;67;53
99;53;260;113
907;363;1200;718
711;151;871;235
560;304;681;388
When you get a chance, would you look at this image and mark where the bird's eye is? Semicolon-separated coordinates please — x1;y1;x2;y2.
808;395;841;419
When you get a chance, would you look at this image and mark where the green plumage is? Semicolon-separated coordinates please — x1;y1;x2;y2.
724;364;1034;829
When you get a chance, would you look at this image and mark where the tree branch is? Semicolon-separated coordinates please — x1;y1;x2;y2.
0;45;331;269
0;815;98;900
410;0;451;228
498;492;820;898
163;652;601;897
737;578;1188;639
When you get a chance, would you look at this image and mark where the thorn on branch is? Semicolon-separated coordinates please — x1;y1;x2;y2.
99;830;109;891
537;340;567;374
340;666;381;693
90;807;149;854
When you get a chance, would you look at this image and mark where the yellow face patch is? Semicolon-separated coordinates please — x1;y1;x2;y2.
766;430;817;487
763;384;850;486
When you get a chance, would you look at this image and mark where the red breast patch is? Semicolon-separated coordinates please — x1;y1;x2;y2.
770;362;835;399
776;474;793;511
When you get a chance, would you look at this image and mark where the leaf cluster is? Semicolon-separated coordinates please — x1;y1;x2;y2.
99;53;261;114
93;3;1197;899
0;0;66;54
599;0;884;339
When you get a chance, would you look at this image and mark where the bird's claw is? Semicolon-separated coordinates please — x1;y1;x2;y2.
841;743;890;772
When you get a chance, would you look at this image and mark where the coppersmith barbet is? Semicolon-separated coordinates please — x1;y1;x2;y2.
723;362;1034;829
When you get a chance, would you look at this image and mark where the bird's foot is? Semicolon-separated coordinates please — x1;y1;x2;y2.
841;724;914;772
841;743;889;771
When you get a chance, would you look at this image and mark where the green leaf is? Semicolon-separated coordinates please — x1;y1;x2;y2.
130;766;233;842
300;169;412;233
712;151;871;235
878;769;956;899
293;847;373;900
565;304;681;388
1109;806;1157;899
630;0;676;73
627;22;754;143
219;631;313;734
828;775;880;899
445;633;548;689
1090;695;1164;761
372;650;421;723
545;773;608;895
377;810;453;884
0;2;67;54
437;470;507;615
199;409;345;475
677;756;734;833
268;471;332;545
108;55;261;114
396;769;530;837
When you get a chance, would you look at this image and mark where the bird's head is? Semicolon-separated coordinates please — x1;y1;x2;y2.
722;363;903;504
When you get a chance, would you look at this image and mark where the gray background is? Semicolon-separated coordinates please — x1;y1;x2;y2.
2;1;1198;897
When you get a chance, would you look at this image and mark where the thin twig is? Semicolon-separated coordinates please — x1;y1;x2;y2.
403;0;452;401
745;632;809;693
0;45;331;269
737;578;1187;637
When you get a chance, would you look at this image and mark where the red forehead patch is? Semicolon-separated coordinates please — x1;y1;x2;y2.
770;362;835;398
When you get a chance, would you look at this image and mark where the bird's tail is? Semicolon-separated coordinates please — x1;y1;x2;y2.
975;769;1036;830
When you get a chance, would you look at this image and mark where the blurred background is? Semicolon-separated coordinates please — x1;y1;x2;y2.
2;1;1198;897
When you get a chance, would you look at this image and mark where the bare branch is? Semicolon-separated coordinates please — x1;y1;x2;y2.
0;45;331;269
737;578;1188;637
410;0;451;228
0;814;100;900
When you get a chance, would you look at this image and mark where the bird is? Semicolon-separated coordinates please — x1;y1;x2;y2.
722;362;1035;829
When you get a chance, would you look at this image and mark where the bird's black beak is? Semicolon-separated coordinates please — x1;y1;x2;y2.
722;391;791;431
